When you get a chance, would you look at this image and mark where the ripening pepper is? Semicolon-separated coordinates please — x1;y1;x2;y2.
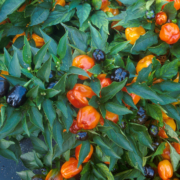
116;0;122;6
18;1;31;12
75;131;88;141
12;32;26;43
110;68;129;82
55;0;66;7
32;33;45;48
72;55;95;80
61;157;82;179
93;49;106;63
0;77;10;97
69;120;82;134
75;144;94;163
100;0;110;10
172;142;180;154
0;18;10;25
143;166;155;178
162;0;180;10
158;160;173;180
103;6;119;16
67;84;95;108
6;85;27;108
136;55;160;74
162;143;171;160
159;23;180;44
105;111;119;123
45;169;63;180
155;11;167;25
158;118;176;138
97;74;112;88
111;21;124;31
0;70;9;78
125;26;146;45
77;106;100;130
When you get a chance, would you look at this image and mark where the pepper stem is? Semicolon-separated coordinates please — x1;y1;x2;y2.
24;78;34;88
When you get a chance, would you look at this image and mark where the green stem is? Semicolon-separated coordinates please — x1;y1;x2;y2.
24;78;34;88
30;0;39;5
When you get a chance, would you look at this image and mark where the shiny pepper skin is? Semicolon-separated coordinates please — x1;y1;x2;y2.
159;23;180;44
136;55;160;74
105;110;119;123
152;141;160;150
162;143;170;160
75;144;94;163
125;26;146;45
100;0;109;10
67;84;95;108
72;55;95;80
32;33;45;48
116;0;122;6
77;106;100;129
55;0;66;7
75;132;88;141
69;120;82;134
0;70;9;78
103;7;119;16
148;125;159;137
6;85;27;108
143;166;155;178
132;107;148;125
110;68;129;82
172;142;180;154
61;157;82;179
97;74;112;88
13;32;26;43
111;21;124;31
92;49;105;63
32;174;45;180
158;160;173;180
45;169;63;180
155;11;167;25
158;118;176;138
0;77;10;97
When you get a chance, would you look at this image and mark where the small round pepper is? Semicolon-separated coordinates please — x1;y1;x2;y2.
93;49;105;63
125;26;146;45
172;142;180;154
159;23;180;44
0;77;10;97
162;111;169;119
13;32;26;43
75;132;88;141
149;125;159;137
55;0;66;7
158;118;176;138
146;10;155;20
67;84;95;108
111;21;124;31
110;68;129;82
162;143;170;160
32;33;45;48
77;106;100;130
158;160;173;180
69;120;82;134
103;7;119;16
100;0;110;10
61;157;82;179
75;144;94;163
97;74;112;88
136;55;160;74
155;11;168;25
72;55;95;80
143;166;155;178
105;110;119;123
45;169;62;180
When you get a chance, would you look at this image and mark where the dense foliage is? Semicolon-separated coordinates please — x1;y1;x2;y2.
1;0;180;179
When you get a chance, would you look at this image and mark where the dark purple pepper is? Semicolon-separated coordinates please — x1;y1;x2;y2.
93;49;105;63
31;175;45;180
7;85;27;108
47;81;58;89
75;132;88;141
149;125;159;137
0;77;10;97
143;166;155;178
110;68;129;82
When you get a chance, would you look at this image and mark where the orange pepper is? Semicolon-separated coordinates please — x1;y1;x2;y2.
61;157;82;179
72;55;95;80
125;27;146;45
18;1;31;12
45;169;63;180
97;74;112;88
162;143;170;160
162;111;169;120
100;0;110;10
172;142;180;154
159;23;180;44
155;11;167;25
77;106;100;130
162;0;180;10
67;84;95;108
158;160;173;180
0;70;9;78
111;21;124;31
158;118;176;138
105;110;119;123
69;120;82;134
116;0;122;6
12;32;26;43
0;104;3;113
0;20;7;25
55;0;66;7
75;144;94;163
32;33;45;48
103;7;119;16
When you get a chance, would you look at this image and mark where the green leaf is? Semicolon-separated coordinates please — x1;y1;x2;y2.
4;48;11;68
22;116;30;137
92;0;102;10
91;11;109;34
137;64;152;83
163;1;177;20
3;75;26;86
57;31;68;59
45;89;61;98
40;29;58;55
53;118;64;150
0;0;25;22
0;139;14;149
69;0;81;11
37;58;51;82
90;79;101;97
77;3;91;27
9;51;21;78
88;64;102;75
0;29;3;41
154;81;180;92
26;85;39;99
109;41;130;55
149;42;169;56
43;124;53;152
126;83;162;102
53;73;67;93
56;100;68;118
100;78;127;103
23;36;32;66
78;141;90;167
31;137;48;154
33;41;50;69
122;92;137;110
151;142;165;161
165;124;179;143
42;99;56;127
29;107;44;131
132;31;158;53
118;0;137;6
68;66;89;78
171;41;180;58
146;0;155;10
30;7;50;26
0;149;18;163
146;104;163;123
155;0;167;13
105;102;132;116
0;106;6;128
17;170;35;180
